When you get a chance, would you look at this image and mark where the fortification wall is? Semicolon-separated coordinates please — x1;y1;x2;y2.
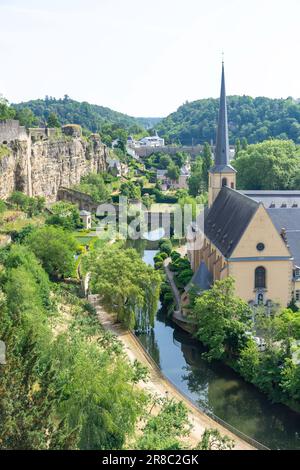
0;120;28;143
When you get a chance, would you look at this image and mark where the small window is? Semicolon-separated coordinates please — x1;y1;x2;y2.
296;290;300;301
255;266;266;289
256;243;265;252
231;182;234;189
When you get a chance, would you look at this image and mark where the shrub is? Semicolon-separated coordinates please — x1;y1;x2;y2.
159;242;172;256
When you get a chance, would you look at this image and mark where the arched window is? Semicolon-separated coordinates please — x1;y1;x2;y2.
222;177;227;187
255;266;266;289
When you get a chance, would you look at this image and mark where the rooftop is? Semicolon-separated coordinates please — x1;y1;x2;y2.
267;208;300;267
205;186;259;258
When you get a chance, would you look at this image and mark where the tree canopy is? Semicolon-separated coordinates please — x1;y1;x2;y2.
155;96;300;145
26;226;78;278
85;244;161;330
233;140;300;190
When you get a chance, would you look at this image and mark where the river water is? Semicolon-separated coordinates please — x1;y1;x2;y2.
135;245;300;450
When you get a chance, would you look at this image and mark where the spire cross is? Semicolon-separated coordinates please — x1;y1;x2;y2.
221;51;224;64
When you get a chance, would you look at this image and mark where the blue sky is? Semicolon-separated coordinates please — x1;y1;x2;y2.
0;0;299;117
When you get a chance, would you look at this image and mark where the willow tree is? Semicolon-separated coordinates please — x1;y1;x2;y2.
86;244;161;331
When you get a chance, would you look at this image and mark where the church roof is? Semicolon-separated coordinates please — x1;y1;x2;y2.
185;261;213;293
241;190;300;208
205;186;259;258
267;208;300;267
210;62;236;175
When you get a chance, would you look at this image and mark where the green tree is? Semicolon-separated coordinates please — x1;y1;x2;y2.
47;112;60;128
196;429;234;450
120;181;141;200
0;96;16;121
159;154;172;169
26;226;78;278
133;400;191;450
188;157;203;196
190;277;251;360
15;107;38;128
233;140;300;190
167;163;180;182
235;138;241;158
46;201;81;230
86;244;161;330
76;173;110;203
8;191;29;210
201;143;213;189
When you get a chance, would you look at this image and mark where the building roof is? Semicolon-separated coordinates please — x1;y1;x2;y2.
205;186;259;258
241;190;300;208
79;210;91;216
267;208;300;267
185;261;213;293
210;62;236;175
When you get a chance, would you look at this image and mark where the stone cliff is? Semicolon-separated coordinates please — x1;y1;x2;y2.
0;123;108;202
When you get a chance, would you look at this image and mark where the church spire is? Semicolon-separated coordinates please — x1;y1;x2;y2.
208;61;236;207
211;61;236;174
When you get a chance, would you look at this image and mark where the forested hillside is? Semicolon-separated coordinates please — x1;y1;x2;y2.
11;96;145;145
155;96;300;145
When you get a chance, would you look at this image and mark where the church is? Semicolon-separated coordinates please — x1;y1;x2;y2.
187;63;300;308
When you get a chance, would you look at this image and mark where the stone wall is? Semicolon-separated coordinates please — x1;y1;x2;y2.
0;120;28;143
0;134;108;202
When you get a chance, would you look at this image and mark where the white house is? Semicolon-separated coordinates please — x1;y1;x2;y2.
79;210;92;230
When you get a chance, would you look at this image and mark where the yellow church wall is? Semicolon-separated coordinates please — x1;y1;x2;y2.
231;204;291;259
228;260;293;306
229;205;293;306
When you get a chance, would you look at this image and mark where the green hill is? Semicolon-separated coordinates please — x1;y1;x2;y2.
12;96;145;145
155;96;300;145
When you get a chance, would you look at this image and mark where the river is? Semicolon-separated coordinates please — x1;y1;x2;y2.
134;243;300;450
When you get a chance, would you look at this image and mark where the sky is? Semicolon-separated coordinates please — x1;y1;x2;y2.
0;0;300;117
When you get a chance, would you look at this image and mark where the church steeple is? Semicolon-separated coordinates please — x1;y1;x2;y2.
208;61;236;207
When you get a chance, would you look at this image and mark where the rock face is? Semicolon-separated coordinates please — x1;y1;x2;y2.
0;134;108;202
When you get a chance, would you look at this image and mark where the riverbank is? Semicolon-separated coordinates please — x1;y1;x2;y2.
89;295;254;451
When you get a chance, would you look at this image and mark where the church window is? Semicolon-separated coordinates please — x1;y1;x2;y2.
256;243;265;252
296;290;300;302
222;177;227;187
231;182;234;189
255;266;266;289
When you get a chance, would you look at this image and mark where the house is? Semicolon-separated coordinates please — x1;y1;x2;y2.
139;132;165;147
187;62;300;308
107;158;128;177
79;210;92;230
